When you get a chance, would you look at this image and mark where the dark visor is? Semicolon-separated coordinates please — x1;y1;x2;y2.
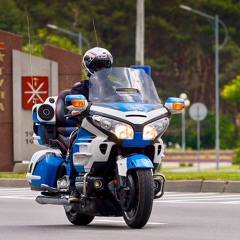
91;61;110;70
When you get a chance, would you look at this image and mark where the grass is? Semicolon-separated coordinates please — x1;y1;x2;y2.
160;164;240;181
161;171;240;181
0;173;26;178
1;165;240;181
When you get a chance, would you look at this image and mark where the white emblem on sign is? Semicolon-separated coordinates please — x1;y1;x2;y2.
24;81;47;104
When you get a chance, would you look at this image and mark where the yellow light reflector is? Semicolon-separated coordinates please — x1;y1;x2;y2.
173;102;184;110
71;100;85;107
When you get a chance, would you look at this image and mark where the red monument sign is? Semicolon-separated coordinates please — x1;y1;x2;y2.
22;76;49;110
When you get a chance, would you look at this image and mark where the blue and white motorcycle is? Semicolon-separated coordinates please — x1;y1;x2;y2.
26;67;184;228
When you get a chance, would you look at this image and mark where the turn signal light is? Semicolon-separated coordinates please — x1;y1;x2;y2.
71;100;85;107
173;102;184;110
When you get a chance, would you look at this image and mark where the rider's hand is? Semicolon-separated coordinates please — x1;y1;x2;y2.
71;110;80;115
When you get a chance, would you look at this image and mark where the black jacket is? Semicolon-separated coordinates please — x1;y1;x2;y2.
70;80;89;100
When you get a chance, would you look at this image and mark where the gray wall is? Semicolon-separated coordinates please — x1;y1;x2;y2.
12;50;58;163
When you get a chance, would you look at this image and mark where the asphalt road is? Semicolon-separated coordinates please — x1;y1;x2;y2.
0;188;239;240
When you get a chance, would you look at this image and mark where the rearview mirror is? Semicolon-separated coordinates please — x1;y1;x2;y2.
164;97;184;114
65;95;88;112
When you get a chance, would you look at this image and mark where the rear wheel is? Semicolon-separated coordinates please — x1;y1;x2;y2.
65;209;94;225
122;169;154;228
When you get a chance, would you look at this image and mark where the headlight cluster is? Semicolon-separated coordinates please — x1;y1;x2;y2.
143;117;169;140
93;115;134;139
92;115;169;140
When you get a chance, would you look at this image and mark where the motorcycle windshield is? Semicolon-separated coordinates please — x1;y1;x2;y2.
89;67;161;104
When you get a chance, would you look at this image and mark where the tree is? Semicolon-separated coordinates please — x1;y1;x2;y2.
1;0;240;149
221;76;240;143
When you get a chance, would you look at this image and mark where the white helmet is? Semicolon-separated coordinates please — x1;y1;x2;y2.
83;47;113;77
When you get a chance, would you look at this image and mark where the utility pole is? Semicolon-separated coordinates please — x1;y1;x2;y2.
135;0;144;65
179;5;228;169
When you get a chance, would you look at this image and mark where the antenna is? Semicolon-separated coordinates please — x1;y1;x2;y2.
27;16;34;105
92;20;99;47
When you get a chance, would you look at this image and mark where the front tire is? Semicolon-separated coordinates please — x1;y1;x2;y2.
122;169;154;228
65;209;94;225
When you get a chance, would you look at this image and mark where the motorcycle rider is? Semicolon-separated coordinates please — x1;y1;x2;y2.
68;47;113;202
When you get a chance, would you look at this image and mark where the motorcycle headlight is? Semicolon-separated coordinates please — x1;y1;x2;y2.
114;123;134;139
143;125;157;140
93;115;134;139
143;117;169;140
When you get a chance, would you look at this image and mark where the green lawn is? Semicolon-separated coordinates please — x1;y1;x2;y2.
161;171;240;181
1;165;240;181
160;164;240;181
0;173;26;178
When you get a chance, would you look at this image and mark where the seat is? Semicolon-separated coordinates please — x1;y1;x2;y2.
49;90;76;156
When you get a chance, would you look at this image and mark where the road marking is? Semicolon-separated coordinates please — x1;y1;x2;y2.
1;188;240;205
94;219;167;225
155;192;240;204
0;187;38;200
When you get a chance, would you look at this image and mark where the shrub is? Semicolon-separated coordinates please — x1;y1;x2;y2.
233;148;240;166
179;163;186;167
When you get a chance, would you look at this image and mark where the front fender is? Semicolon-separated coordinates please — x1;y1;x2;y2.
117;154;154;177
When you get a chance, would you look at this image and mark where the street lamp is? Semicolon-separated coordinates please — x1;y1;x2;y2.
136;0;144;65
180;93;190;152
179;5;228;169
47;24;90;50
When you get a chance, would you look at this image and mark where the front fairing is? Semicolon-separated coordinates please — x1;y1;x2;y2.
74;68;168;172
86;67;169;145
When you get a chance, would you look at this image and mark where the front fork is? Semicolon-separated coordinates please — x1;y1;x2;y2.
108;154;166;207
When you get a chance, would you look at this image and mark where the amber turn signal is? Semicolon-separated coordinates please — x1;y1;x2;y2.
71;100;85;107
173;102;184;110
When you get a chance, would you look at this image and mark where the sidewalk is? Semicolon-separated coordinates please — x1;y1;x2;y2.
165;180;240;193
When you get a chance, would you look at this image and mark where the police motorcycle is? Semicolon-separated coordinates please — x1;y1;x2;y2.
26;67;184;229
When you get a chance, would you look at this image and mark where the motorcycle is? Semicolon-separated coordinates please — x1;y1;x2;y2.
26;67;184;228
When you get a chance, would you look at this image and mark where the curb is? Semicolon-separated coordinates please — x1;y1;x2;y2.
165;180;240;193
0;179;240;193
0;179;29;188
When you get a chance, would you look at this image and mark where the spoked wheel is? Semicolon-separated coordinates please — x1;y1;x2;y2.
122;169;154;229
65;208;94;225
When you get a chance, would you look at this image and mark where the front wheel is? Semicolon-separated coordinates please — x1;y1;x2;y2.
65;208;94;225
122;169;154;229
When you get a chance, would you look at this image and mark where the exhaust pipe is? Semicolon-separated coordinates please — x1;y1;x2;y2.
35;193;69;205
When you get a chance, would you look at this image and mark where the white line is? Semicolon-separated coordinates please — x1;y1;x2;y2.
158;195;240;201
0;192;37;195
0;188;31;192
220;201;240;204
95;219;167;225
163;192;222;197
0;196;35;200
158;200;240;204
